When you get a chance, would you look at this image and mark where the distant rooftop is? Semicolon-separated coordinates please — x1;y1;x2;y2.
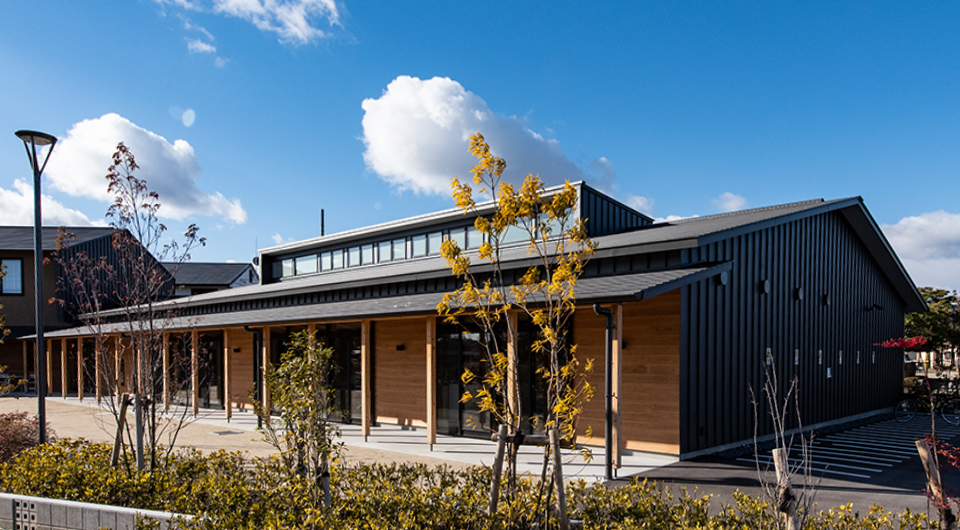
0;226;115;250
163;262;255;287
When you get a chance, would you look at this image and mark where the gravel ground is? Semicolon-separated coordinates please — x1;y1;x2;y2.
0;396;473;470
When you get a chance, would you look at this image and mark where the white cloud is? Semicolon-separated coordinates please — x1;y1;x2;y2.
43;113;247;224
271;233;295;245
362;75;630;198
215;57;229;68
654;214;698;223
883;210;960;291
712;192;747;212
213;0;339;44
625;195;654;215
0;179;106;226
187;38;217;53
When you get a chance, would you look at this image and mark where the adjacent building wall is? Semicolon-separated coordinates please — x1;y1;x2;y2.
680;211;907;455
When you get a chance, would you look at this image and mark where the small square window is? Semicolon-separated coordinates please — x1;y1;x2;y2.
412;235;427;257
466;225;482;249
449;228;466;250
348;246;361;267
320;251;332;271
331;250;343;269
1;258;23;294
282;259;294;277
378;241;391;262
361;244;374;265
295;255;317;275
427;232;443;254
392;238;407;260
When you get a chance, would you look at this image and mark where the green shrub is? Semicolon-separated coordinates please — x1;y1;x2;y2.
0;439;938;529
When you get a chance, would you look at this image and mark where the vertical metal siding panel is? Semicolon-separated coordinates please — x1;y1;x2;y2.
679;285;692;453
723;248;734;445
698;281;708;451
737;234;748;442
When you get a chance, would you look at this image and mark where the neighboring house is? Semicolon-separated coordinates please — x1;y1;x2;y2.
0;226;172;389
41;183;925;459
163;262;259;297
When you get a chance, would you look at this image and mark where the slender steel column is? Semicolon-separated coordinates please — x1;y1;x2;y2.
16;130;57;445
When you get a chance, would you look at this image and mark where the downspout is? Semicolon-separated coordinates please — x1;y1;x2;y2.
593;304;614;482
243;326;263;429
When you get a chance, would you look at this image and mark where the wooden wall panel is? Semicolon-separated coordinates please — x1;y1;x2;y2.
374;319;427;426
574;291;682;455
225;328;255;410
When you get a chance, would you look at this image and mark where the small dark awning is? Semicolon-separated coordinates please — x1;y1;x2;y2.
31;264;729;338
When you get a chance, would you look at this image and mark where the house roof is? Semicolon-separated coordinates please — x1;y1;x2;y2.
0;226;115;250
163;262;254;287
68;195;927;320
37;265;725;337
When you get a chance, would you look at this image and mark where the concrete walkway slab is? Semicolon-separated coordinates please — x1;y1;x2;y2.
2;394;677;481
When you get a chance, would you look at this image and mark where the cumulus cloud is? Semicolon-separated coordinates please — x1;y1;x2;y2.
271;233;296;245
187;38;216;53
213;0;340;44
362;75;644;203
0;179;105;226
43;113;247;224
712;192;747;212
625;195;654;215
883;210;960;291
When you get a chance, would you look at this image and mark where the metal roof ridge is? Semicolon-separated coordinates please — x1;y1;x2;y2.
660;198;832;226
259;181;586;255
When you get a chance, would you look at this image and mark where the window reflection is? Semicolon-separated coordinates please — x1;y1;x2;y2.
412;234;427;257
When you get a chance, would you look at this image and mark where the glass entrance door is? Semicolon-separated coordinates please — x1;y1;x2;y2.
437;322;494;437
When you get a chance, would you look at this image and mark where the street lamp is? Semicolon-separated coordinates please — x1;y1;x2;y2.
15;129;57;445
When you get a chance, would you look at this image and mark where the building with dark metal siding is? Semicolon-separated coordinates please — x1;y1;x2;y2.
29;183;924;459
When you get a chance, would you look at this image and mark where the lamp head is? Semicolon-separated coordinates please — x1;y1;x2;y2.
15;130;57;147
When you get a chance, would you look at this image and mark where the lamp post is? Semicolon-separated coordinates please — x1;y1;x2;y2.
15;130;57;445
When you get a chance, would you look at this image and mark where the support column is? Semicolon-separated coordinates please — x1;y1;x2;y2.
223;330;231;420
95;339;102;403
506;311;519;424
162;334;170;411
307;323;316;360
612;303;623;469
115;335;124;404
77;338;84;401
426;317;436;446
361;320;371;438
46;339;52;396
261;327;271;416
191;330;199;416
21;341;28;389
60;338;67;399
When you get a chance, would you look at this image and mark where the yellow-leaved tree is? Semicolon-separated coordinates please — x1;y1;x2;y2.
437;133;597;520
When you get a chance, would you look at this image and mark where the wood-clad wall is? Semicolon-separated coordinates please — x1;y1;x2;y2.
620;291;681;454
374;319;427;427
225;328;255;410
576;292;682;455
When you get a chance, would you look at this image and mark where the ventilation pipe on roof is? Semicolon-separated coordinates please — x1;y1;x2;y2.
593;303;615;482
243;326;263;429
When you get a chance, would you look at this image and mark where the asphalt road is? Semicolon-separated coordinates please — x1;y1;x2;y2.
620;416;960;517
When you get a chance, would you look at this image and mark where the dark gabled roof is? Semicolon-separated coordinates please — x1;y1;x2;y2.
83;195;925;318
38;266;722;337
0;226;115;250
163;262;254;287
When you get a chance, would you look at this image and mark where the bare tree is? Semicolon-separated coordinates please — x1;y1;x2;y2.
54;143;205;472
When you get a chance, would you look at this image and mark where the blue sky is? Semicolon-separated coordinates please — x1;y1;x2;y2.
1;1;958;291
